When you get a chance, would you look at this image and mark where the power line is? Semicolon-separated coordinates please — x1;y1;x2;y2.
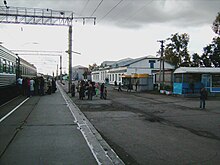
90;0;104;16
123;0;154;23
98;0;124;24
79;0;90;16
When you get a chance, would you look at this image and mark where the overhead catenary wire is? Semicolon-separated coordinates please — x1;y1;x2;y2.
79;0;90;16
98;0;124;24
90;0;104;16
123;0;155;23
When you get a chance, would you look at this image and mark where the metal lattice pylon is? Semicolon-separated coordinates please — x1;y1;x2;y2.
0;6;96;26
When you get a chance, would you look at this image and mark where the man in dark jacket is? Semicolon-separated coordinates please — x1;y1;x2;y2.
200;87;207;109
100;83;104;99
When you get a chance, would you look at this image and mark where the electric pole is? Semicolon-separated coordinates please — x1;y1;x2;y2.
68;25;73;93
157;40;165;89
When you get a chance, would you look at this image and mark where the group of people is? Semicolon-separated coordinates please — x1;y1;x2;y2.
71;80;107;100
17;76;57;97
114;80;139;92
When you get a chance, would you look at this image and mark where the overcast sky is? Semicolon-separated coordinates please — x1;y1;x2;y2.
0;0;219;75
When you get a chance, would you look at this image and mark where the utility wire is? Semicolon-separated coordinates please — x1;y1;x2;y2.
123;0;154;23
90;0;104;16
79;0;90;16
98;0;124;24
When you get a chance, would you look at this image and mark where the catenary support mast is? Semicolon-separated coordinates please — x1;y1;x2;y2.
0;6;96;92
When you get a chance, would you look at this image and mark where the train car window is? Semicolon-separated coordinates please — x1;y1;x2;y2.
21;66;24;75
0;58;2;73
13;63;16;74
3;59;6;72
10;62;13;74
6;60;9;73
9;61;11;73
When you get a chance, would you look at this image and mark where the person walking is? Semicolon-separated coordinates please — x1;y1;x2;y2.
118;82;122;92
200;87;207;109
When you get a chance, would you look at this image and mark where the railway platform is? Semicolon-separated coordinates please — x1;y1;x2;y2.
0;83;123;165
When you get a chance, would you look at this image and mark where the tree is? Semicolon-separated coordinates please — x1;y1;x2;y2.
88;63;98;71
191;53;201;67
201;45;212;67
200;37;220;67
212;12;220;35
210;37;220;67
164;33;190;68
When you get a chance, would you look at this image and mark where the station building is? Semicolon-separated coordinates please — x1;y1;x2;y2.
91;56;174;91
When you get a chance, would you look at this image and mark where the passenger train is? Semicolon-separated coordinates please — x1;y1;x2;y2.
0;45;37;105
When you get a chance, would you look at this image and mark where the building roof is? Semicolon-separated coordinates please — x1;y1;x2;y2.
111;55;157;68
174;67;220;74
72;65;87;69
101;61;116;66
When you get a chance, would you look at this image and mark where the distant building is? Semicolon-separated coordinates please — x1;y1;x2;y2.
72;65;89;81
91;55;174;91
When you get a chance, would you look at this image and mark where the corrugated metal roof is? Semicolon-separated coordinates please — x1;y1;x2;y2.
112;55;157;68
174;67;220;74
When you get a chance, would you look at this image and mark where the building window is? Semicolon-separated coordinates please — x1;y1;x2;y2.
149;60;156;68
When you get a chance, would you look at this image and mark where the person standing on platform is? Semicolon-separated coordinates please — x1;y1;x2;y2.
100;83;105;99
135;80;139;92
103;86;107;99
87;83;93;100
200;87;208;109
30;78;35;97
52;78;56;93
71;83;75;97
47;78;52;95
40;76;45;96
27;78;31;97
17;77;23;94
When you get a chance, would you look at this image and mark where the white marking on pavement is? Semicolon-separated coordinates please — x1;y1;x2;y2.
57;83;124;165
0;97;29;123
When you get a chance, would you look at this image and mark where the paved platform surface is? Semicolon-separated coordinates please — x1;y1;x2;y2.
0;83;124;165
